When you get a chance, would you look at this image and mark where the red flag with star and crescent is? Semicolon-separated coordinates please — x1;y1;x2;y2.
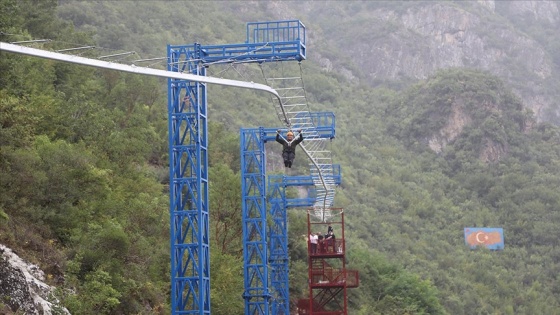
464;228;504;250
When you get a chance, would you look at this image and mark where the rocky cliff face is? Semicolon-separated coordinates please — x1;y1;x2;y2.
173;1;560;123
234;1;557;161
0;245;69;315
268;1;558;123
504;0;559;24
0;255;37;314
343;1;559;122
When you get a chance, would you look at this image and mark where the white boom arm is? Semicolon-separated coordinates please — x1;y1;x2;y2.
0;42;280;99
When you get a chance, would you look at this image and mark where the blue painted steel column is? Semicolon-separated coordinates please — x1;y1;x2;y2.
268;177;290;315
241;128;270;315
168;44;210;315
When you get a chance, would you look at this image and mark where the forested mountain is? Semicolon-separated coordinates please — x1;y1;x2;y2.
1;0;560;314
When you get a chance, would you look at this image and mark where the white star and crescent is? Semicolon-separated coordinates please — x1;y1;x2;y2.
475;232;489;243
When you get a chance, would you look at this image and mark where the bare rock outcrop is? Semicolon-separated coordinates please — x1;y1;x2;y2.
0;245;69;315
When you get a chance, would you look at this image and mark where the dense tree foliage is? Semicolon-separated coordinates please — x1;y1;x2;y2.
2;1;560;314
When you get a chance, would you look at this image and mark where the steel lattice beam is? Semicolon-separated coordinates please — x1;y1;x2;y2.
241;129;271;315
168;46;210;315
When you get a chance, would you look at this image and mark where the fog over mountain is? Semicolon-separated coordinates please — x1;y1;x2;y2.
1;1;560;314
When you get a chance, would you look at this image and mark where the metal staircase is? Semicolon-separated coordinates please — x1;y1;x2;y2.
298;210;359;315
260;64;337;222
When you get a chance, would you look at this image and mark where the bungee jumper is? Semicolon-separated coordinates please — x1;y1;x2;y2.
276;129;303;168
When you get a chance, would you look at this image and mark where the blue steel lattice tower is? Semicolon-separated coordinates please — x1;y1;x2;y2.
241;116;337;315
167;21;306;315
167;45;211;314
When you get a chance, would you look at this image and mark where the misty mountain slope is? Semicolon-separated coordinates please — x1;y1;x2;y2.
333;68;560;314
54;1;560;314
2;1;560;314
57;0;560;122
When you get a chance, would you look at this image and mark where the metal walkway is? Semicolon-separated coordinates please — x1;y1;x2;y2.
260;63;337;222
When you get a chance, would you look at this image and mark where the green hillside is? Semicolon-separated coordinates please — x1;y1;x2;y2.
1;1;560;314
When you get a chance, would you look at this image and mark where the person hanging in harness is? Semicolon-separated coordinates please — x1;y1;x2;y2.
276;129;303;168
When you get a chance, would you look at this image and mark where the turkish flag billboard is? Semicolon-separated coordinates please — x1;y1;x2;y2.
464;228;504;250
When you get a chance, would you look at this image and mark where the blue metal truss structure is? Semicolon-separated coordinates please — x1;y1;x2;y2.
241;117;337;315
168;20;306;315
167;46;210;315
267;168;341;315
267;175;289;315
241;128;271;315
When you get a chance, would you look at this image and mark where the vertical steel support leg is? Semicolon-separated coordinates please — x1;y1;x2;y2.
241;128;270;315
268;177;290;315
168;45;210;315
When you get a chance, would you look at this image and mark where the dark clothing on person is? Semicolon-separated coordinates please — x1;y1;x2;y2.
276;132;303;168
325;231;335;252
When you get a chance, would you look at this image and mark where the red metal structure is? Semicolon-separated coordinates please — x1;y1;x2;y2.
297;209;359;315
